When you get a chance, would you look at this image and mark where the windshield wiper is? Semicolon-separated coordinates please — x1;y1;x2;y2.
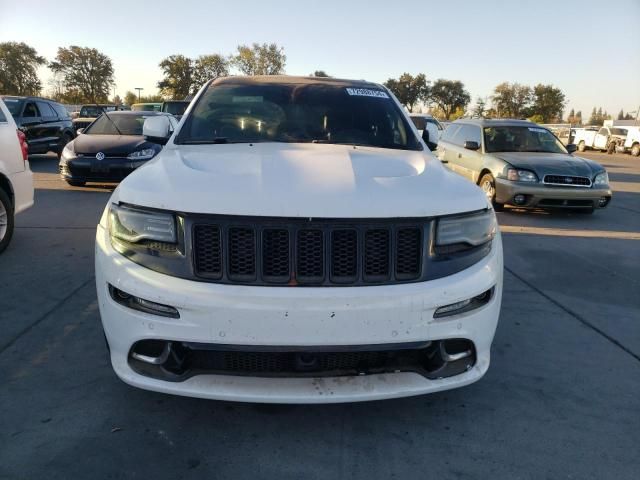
181;137;233;145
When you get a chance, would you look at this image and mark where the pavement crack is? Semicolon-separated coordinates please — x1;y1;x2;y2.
505;266;640;363
0;276;95;355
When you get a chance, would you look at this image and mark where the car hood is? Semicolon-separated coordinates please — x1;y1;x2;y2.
112;143;488;218
492;152;603;177
73;134;148;156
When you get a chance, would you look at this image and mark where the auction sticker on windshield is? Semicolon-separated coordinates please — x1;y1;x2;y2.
345;88;389;98
528;127;548;133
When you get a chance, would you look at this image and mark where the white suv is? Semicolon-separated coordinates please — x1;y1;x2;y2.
0;99;34;253
95;76;503;403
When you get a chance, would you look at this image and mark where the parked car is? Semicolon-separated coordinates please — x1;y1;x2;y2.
59;111;176;186
436;119;612;213
0;99;34;253
614;126;640;156
573;126;628;153
95;75;503;403
161;100;190;119
0;95;75;158
409;114;443;151
131;103;162;112
72;104;121;133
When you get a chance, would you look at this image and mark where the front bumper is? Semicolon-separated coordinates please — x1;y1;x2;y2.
96;223;503;403
59;157;146;183
495;179;612;209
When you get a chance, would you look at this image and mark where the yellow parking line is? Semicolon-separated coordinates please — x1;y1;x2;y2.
500;225;640;240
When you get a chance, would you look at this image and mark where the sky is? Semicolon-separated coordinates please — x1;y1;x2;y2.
1;0;639;117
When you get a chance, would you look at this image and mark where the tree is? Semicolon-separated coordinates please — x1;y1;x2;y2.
192;54;229;92
124;91;138;106
0;42;46;95
618;109;624;120
231;43;286;75
530;84;565;123
157;54;193;99
384;73;430;113
589;107;605;126
311;70;329;77
472;97;487;118
49;46;114;103
112;94;123;106
430;79;471;120
490;82;532;118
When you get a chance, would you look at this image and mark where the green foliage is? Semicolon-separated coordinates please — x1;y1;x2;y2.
49;46;114;103
430;79;471;120
384;73;430;113
0;42;46;95
231;43;286;76
157;54;193;100
124;91;138;106
192;54;229;91
472;97;487;118
311;70;330;77
491;82;532;118
527;114;544;124
617;109;624;120
531;84;565;123
588;107;611;126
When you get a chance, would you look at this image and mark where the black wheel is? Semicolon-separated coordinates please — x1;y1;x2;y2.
479;173;504;211
0;188;15;254
57;134;73;159
631;143;640;157
65;180;86;187
578;141;586;152
607;142;616;154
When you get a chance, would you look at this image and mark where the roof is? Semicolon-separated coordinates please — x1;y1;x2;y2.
452;118;537;127
100;110;167;116
80;104;116;108
0;95;60;103
211;75;382;89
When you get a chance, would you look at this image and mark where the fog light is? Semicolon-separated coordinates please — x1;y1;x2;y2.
108;285;179;318
434;288;493;319
513;194;526;205
598;197;609;207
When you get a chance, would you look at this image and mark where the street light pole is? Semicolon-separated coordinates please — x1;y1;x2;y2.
135;88;144;103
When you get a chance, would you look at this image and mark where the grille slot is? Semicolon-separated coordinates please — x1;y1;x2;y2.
396;228;422;279
543;175;591;187
228;227;256;280
331;229;358;282
193;225;222;278
296;229;324;282
364;229;390;281
262;229;290;282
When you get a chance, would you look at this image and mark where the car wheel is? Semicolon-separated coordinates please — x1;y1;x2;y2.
607;142;616;154
57;134;73;159
0;188;15;254
65;180;86;187
578;141;586;152
479;173;504;211
631;143;640;157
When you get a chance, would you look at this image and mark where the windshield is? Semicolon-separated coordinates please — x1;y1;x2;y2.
163;102;189;115
2;98;24;116
177;82;422;150
610;128;627;136
132;104;161;112
484;126;567;154
80;106;114;117
84;114;151;135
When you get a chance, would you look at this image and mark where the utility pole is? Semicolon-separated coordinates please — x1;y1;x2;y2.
135;87;144;103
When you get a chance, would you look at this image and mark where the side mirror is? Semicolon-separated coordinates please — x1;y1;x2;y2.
464;141;480;151
565;143;577;154
76;128;84;135
143;116;172;145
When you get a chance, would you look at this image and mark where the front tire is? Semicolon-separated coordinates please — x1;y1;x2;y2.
65;180;86;187
0;188;15;254
631;143;640;157
479;173;504;211
578;141;586;152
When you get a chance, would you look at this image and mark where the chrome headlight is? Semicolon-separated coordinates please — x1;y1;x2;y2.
109;203;176;244
506;168;538;182
593;171;609;186
127;148;158;161
435;210;497;254
61;141;75;160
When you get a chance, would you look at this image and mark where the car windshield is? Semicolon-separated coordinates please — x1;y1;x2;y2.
484;126;567;154
132;104;160;111
84;114;150;135
177;82;422;151
80;106;114;117
2;98;24;116
610;128;627;136
163;102;188;115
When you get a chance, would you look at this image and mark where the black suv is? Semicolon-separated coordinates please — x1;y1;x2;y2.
1;96;75;158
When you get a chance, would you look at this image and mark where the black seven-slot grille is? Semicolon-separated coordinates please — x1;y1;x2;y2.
192;219;425;286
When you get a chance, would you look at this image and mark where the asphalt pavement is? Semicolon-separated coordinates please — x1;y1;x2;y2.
0;150;638;479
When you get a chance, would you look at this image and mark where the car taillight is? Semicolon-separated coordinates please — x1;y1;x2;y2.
16;130;28;163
